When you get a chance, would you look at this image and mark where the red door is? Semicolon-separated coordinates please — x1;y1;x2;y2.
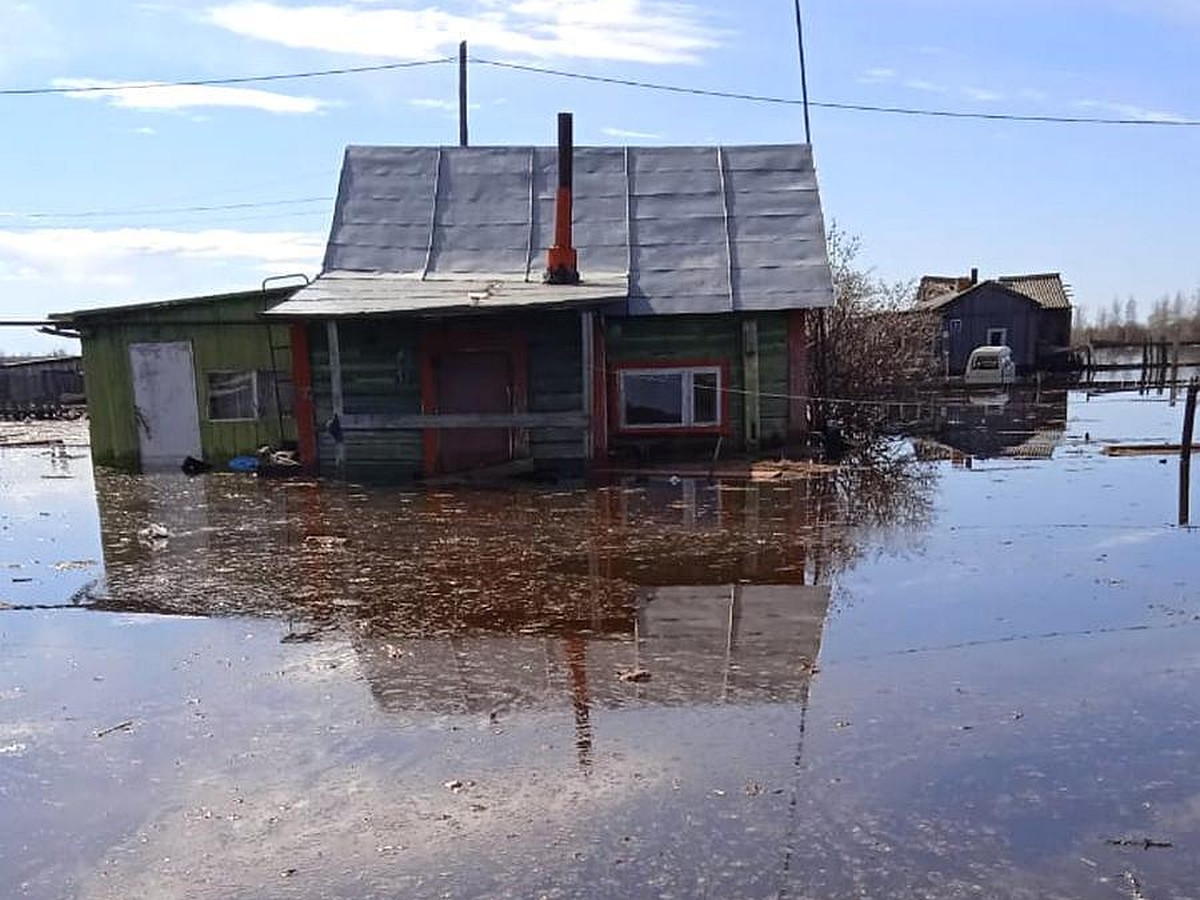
435;350;513;473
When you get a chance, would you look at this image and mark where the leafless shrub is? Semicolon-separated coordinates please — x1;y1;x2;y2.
818;224;940;453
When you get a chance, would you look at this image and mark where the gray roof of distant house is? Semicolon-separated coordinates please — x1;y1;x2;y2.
270;144;834;318
915;272;1072;312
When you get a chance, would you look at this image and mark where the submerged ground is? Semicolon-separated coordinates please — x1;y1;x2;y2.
2;391;1198;899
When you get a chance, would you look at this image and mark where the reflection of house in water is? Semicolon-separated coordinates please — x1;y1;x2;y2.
914;390;1068;462
88;468;936;766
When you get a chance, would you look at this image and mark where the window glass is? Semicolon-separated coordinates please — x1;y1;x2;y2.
623;371;684;425
692;371;718;424
257;370;294;419
207;372;256;420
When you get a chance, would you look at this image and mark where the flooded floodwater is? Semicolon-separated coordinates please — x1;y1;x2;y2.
2;391;1198;898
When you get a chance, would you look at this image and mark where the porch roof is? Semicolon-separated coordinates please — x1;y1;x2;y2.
263;271;628;318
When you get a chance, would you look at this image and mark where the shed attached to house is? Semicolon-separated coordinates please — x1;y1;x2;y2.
51;287;300;471
915;272;1074;375
266;140;834;481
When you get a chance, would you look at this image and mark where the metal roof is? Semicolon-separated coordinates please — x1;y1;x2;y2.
264;272;628;318
277;143;833;318
51;285;301;323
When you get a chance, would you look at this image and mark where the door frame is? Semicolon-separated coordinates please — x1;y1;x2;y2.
128;340;203;469
418;326;529;476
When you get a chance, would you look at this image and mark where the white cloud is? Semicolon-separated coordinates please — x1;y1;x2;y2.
960;86;1004;102
205;0;720;65
51;78;329;114
407;97;481;112
857;67;896;85
0;227;324;285
134;126;158;135
904;78;949;94
601;126;663;140
1076;99;1190;123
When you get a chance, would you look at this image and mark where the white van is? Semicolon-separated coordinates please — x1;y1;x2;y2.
964;345;1016;386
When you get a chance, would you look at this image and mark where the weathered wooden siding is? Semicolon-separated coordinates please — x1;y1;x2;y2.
527;314;584;462
310;319;424;481
309;310;586;481
77;293;295;470
604;312;790;453
939;286;1040;374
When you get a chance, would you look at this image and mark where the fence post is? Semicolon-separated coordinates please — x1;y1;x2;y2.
1181;378;1199;527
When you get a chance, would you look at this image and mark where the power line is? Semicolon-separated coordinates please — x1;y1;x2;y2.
3;196;333;221
472;57;1200;127
0;57;453;97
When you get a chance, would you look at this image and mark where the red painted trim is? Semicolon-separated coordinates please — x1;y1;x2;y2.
417;324;528;476
289;323;318;472
609;358;733;437
591;317;608;459
787;309;810;442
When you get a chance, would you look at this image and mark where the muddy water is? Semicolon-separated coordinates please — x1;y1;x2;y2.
2;391;1199;899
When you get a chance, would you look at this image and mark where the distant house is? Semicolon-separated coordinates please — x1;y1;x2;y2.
50;287;300;470
915;270;1074;375
0;355;84;409
261;125;835;481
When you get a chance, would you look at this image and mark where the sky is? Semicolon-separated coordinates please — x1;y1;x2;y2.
2;0;1199;354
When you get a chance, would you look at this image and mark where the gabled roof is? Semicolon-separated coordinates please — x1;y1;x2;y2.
273;144;833;318
995;273;1072;310
914;272;1072;312
915;275;972;307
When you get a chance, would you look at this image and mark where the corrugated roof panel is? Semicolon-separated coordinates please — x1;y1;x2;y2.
998;274;1072;310
306;143;833;316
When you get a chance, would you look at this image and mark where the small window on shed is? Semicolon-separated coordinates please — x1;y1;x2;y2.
207;371;257;421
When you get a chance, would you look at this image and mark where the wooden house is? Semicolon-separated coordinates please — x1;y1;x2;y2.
0;355;84;410
264;120;835;481
915;271;1073;375
50;287;299;470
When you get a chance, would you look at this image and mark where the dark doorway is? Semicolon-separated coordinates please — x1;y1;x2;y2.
436;350;513;473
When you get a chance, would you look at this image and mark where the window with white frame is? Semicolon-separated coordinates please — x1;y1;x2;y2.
618;366;721;430
986;327;1008;347
206;371;258;421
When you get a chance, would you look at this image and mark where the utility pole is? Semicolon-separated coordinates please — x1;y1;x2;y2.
793;0;812;144
458;40;469;147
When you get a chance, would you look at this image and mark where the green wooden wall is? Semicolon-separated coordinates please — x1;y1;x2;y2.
304;309;791;481
79;293;295;470
308;311;585;481
605;312;790;452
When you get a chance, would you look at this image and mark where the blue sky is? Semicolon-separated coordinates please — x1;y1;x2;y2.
2;0;1198;353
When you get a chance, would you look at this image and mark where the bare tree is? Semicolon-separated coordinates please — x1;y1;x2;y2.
820;224;939;452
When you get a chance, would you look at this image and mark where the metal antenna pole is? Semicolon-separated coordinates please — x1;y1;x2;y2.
794;0;812;144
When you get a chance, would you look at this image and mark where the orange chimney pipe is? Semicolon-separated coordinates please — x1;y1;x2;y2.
545;112;580;285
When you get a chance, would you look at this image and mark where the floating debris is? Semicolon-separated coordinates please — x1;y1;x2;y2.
94;720;135;739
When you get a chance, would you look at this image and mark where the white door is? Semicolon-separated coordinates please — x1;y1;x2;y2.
128;341;202;469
